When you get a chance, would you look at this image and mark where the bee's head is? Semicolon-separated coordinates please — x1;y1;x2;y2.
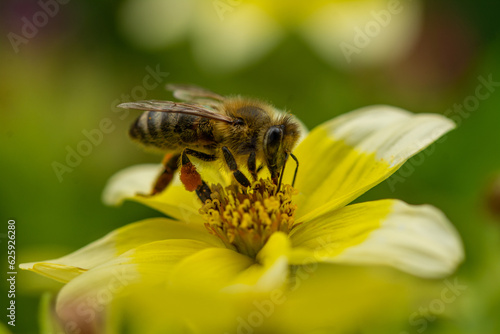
263;118;301;184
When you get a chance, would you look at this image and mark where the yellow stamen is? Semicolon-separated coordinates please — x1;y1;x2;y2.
200;179;297;258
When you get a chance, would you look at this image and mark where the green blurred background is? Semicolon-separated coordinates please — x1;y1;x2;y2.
1;0;499;333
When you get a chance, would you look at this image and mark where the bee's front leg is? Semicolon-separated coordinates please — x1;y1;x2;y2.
222;146;251;187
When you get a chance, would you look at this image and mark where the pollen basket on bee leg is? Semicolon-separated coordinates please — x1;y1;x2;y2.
180;163;203;192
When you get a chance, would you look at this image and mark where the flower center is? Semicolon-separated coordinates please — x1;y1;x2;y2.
200;179;297;258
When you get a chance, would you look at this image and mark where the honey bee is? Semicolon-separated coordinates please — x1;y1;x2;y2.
118;84;301;202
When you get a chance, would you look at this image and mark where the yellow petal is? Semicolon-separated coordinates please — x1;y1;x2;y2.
134;182;205;223
118;0;192;50
192;3;283;72
134;166;236;221
300;0;422;68
227;232;291;293
20;218;222;283
102;163;231;221
290;199;464;278
108;282;247;334
269;264;433;334
171;232;291;294
24;263;87;284
0;322;13;334
102;164;204;222
169;248;254;290
288;106;455;222
102;163;163;206
55;239;214;318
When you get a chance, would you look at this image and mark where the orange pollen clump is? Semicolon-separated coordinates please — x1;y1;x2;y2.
199;179;298;258
180;163;202;192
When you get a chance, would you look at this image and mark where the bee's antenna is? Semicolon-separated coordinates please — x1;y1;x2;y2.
290;153;299;188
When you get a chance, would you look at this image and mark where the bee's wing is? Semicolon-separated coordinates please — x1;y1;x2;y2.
118;100;234;123
166;84;225;104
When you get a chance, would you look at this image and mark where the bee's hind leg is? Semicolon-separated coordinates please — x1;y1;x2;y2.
180;149;217;203
150;153;181;196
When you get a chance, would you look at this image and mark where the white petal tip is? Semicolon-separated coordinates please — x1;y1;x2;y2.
19;262;34;270
102;164;162;206
314;200;464;279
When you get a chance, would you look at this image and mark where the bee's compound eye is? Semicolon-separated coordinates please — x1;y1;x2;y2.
267;127;282;144
264;126;284;157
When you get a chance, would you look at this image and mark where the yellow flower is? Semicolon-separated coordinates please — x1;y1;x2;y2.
21;105;463;328
118;0;422;71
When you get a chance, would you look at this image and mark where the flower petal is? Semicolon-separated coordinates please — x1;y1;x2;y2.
226;232;291;293
101;163;199;221
288;106;455;222
118;0;193;50
171;232;290;293
132;181;205;223
290;199;464;278
138;161;235;217
102;163;163;206
20;218;222;283
55;239;214;318
102;163;201;221
300;0;422;68
269;264;433;334
102;163;230;221
169;248;254;290
191;3;283;72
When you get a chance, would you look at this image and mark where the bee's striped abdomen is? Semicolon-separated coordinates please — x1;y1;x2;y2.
130;111;176;150
129;111;214;151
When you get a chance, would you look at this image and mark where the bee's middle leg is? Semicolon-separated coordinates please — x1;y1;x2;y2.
181;149;217;202
222;146;251;187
